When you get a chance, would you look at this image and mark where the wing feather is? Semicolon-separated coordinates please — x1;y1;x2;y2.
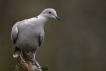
11;23;19;44
39;34;44;46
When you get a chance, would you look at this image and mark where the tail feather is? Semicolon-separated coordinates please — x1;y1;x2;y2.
13;46;21;58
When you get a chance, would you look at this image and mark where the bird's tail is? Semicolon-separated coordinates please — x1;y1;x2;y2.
13;46;21;58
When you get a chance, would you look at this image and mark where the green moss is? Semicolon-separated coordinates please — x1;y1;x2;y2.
42;66;48;71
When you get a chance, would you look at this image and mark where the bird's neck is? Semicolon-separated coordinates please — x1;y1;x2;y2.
37;15;48;24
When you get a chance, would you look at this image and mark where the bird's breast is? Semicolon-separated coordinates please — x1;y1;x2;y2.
16;23;43;51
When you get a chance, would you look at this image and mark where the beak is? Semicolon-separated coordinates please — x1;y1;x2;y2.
55;16;60;20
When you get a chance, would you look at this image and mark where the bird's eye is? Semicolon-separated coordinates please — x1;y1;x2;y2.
49;12;51;14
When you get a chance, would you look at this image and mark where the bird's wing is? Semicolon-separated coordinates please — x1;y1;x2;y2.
11;23;19;44
38;34;44;46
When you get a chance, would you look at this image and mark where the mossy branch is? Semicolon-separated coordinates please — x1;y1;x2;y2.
9;55;42;71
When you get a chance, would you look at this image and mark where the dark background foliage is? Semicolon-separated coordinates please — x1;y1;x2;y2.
0;0;106;71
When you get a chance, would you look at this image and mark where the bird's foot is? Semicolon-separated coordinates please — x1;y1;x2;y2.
30;58;38;65
18;51;39;67
18;50;23;57
24;55;39;67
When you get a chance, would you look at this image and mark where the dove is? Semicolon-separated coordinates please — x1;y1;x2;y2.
11;8;60;66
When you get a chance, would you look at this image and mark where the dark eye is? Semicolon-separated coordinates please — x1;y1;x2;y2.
49;12;51;14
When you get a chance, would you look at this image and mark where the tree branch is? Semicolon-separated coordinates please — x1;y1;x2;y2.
10;55;42;71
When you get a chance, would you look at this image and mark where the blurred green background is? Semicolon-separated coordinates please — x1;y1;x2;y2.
0;0;106;71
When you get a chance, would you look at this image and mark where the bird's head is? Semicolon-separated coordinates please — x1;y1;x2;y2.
40;8;60;20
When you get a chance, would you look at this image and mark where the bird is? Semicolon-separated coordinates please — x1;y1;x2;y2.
11;8;60;66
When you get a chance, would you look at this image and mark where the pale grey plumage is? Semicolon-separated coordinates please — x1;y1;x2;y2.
11;23;19;44
11;8;60;58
